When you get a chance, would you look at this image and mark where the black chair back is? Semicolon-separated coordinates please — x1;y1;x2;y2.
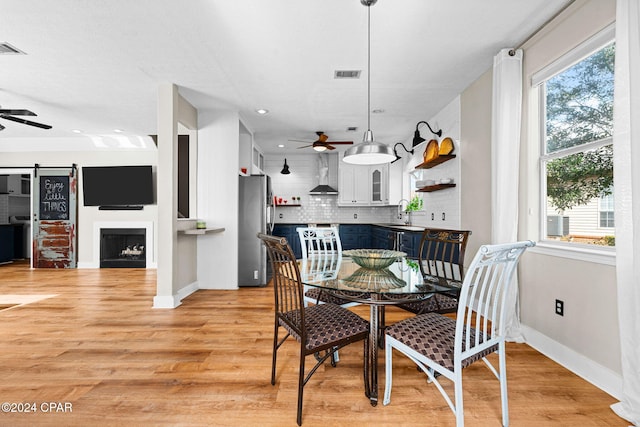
418;228;471;283
257;233;305;338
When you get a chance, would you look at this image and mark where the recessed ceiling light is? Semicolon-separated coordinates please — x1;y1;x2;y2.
114;129;123;133
278;144;284;148
255;109;269;115
72;129;82;134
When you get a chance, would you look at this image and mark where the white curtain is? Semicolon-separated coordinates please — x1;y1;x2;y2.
611;0;640;424
491;48;524;342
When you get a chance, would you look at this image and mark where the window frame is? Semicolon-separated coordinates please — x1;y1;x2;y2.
598;192;615;229
531;23;616;264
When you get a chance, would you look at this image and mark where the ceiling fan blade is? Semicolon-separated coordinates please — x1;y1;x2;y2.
297;144;313;149
289;139;313;143
325;141;353;145
0;109;36;116
0;114;52;129
0;123;5;131
326;145;336;150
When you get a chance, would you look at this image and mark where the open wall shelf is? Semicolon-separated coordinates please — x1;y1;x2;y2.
414;154;456;170
416;183;456;192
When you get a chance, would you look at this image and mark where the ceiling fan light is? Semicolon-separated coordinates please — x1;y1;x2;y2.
313;144;327;152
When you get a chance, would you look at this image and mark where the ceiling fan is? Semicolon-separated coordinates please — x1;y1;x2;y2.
290;131;353;152
0;107;52;131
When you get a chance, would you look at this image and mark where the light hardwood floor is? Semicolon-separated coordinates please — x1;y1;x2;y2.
0;261;626;426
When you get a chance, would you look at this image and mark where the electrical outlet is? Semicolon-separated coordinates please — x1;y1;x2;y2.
354;213;357;219
431;212;434;221
253;270;259;280
442;212;446;221
555;299;564;316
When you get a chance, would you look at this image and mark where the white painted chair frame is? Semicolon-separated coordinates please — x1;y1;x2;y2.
296;227;359;308
383;240;535;427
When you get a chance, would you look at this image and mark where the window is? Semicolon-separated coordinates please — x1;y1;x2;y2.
599;193;614;228
535;26;615;248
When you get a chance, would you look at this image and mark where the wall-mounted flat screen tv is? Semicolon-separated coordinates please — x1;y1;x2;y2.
82;165;155;207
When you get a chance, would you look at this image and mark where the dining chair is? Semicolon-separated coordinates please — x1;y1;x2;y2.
296;226;360;308
257;232;369;426
383;240;535;427
396;228;471;315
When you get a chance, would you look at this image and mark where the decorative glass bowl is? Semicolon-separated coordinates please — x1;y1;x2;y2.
343;267;407;290
343;249;406;269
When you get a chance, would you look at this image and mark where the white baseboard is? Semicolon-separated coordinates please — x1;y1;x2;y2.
521;325;623;400
77;261;98;269
152;294;181;309
152;281;199;309
176;281;199;302
77;262;157;269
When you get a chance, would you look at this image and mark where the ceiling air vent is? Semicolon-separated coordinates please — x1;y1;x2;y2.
334;70;361;79
0;43;26;55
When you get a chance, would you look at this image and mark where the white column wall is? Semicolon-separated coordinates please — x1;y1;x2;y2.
154;83;199;308
196;109;239;289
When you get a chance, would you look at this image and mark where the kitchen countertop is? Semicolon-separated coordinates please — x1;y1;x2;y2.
370;223;425;232
274;222;425;232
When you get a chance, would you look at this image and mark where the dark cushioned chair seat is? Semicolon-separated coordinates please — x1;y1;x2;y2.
280;303;370;350
386;312;498;371
396;293;459;315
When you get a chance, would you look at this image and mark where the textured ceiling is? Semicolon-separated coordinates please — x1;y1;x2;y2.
0;0;572;153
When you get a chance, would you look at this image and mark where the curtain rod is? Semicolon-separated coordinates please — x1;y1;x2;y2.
508;0;577;56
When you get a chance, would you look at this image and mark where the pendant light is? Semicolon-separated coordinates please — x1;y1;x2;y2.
280;158;291;175
342;0;395;165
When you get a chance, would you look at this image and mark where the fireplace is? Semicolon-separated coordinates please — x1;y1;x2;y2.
100;228;146;268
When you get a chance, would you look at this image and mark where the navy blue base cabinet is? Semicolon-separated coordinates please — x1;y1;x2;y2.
339;224;371;250
271;224;304;259
0;225;14;264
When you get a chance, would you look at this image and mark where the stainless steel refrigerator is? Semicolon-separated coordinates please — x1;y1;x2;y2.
238;174;274;287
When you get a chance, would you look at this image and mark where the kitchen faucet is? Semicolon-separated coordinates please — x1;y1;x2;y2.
397;199;410;223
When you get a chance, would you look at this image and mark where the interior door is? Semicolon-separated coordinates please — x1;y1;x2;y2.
32;167;77;268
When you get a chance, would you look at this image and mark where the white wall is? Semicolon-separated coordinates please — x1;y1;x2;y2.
402;96;462;230
459;0;621;397
0;145;158;267
196;109;239;290
519;0;621;393
460;70;493;260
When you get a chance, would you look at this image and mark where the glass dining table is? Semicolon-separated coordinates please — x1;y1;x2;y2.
299;253;461;406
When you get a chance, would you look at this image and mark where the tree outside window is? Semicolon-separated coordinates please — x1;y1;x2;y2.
541;42;615;246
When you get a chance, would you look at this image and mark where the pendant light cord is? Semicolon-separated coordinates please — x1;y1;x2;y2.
367;4;371;131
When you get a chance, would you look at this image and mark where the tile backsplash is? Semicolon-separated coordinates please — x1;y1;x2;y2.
275;195;398;224
266;153;400;224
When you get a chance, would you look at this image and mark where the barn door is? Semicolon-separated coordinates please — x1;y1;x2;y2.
32;166;77;268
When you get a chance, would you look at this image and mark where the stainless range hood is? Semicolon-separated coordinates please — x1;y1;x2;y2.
309;184;338;195
309;154;338;195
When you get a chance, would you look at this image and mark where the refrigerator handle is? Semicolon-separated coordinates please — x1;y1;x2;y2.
268;204;276;234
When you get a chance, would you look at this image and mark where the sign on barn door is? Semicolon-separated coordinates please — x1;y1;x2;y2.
32;166;77;268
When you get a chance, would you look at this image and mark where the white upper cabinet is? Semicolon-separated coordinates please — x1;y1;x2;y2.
0;174;29;196
338;153;390;206
338;162;370;205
